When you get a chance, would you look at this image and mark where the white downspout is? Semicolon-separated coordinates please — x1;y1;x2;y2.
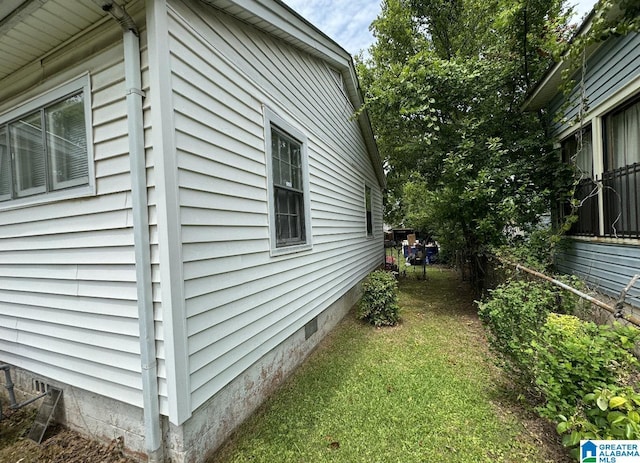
93;2;163;461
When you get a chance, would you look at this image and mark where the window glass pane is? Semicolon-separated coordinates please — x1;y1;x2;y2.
275;188;305;245
279;136;290;164
624;102;640;166
281;159;292;187
366;186;373;235
576;129;593;178
611;111;626;169
562;129;593;178
288;192;299;216
275;188;288;214
277;214;290;241
273;158;281;186
271;124;306;247
0;127;10;200
603;99;640;237
271;131;283;186
46;93;88;190
272;128;302;189
608;100;640;170
291;146;301;190
10;111;45;197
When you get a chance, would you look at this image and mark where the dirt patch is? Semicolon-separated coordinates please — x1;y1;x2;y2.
0;407;139;463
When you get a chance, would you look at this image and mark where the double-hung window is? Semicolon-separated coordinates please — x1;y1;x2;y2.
0;76;93;207
272;127;305;245
264;107;312;255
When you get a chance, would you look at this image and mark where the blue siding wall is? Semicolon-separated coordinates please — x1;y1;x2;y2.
550;32;640;309
550;31;640;134
556;240;640;308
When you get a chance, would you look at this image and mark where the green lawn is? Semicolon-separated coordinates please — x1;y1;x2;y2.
210;268;569;463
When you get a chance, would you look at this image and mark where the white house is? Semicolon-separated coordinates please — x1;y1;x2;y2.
523;7;639;311
0;0;385;461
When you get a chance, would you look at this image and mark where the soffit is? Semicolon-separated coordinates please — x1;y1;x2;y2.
0;0;110;81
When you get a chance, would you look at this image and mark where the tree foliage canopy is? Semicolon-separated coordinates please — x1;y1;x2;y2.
357;0;577;273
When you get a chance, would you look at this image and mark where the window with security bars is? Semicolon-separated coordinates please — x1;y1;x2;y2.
0;83;90;204
603;96;640;238
271;127;306;246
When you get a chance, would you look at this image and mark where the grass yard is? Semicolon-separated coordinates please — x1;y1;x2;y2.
211;267;571;463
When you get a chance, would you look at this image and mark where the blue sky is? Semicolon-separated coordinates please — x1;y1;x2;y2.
282;0;598;56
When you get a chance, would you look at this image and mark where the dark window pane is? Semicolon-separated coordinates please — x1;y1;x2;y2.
271;126;305;247
273;158;281;186
366;186;373;235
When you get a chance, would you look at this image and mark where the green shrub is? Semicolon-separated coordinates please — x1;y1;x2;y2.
532;314;640;420
357;270;400;327
557;386;640;460
477;279;574;384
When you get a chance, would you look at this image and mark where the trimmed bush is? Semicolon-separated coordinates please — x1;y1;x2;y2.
357;270;400;327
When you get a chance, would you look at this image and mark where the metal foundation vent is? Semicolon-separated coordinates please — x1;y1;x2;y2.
305;317;318;340
32;379;50;394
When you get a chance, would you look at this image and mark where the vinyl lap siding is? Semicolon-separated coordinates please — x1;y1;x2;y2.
550;32;640;134
0;43;147;407
556;240;640;308
550;32;640;310
167;1;383;411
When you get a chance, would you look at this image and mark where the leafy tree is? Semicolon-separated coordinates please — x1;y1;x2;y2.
357;0;574;291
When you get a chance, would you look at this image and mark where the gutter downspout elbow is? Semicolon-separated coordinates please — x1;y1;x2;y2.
95;2;164;461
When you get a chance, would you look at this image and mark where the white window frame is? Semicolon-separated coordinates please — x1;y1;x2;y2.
263;106;312;256
0;75;94;210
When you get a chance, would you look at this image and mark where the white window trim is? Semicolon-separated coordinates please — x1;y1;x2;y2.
263;105;313;256
0;74;95;211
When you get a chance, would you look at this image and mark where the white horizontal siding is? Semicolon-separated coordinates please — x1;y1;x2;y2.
168;0;383;413
0;21;154;409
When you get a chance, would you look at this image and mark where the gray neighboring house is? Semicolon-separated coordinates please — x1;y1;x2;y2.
0;0;385;461
523;9;639;310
